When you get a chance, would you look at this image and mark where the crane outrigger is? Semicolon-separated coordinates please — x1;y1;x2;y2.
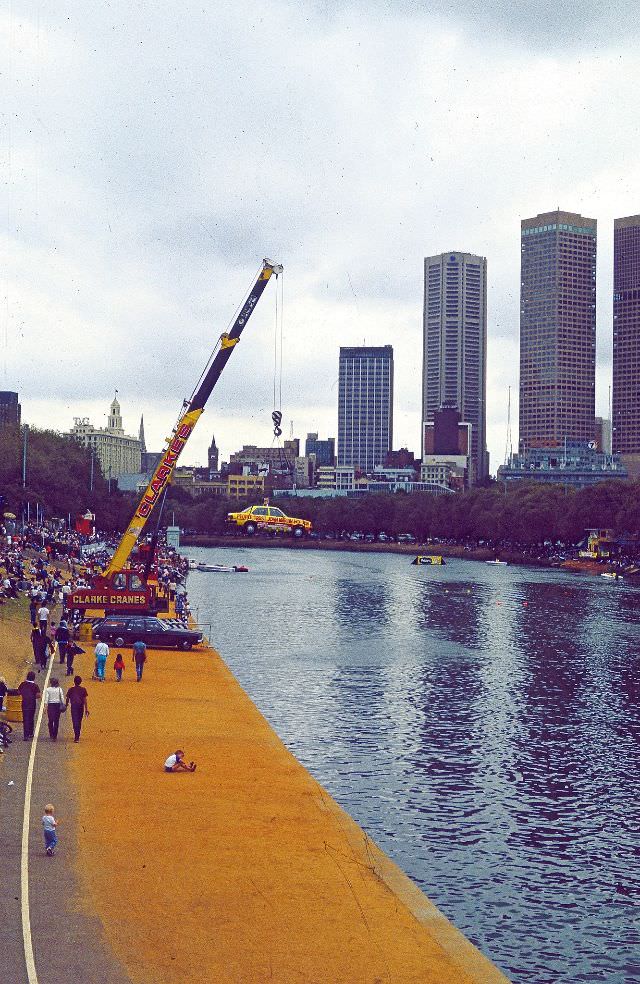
70;258;282;618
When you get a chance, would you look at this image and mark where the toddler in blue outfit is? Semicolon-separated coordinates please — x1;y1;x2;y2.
42;803;58;856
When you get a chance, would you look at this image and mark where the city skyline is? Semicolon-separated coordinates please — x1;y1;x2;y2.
3;3;639;472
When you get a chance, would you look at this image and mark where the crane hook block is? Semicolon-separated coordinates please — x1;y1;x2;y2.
220;334;239;350
272;410;283;437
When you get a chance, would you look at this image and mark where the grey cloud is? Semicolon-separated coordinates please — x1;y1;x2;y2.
330;0;639;45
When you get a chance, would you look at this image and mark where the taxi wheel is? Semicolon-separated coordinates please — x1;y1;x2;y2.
245;523;256;535
293;527;304;538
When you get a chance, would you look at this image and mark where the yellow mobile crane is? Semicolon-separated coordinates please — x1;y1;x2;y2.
70;259;282;618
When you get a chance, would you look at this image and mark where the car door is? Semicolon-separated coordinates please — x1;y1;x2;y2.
144;617;167;647
127;619;147;644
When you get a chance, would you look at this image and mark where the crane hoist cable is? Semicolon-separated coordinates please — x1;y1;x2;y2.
272;270;285;443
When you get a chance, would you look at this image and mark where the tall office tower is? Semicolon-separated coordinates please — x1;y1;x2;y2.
0;391;21;428
422;252;488;482
613;215;640;475
519;210;596;452
338;346;393;471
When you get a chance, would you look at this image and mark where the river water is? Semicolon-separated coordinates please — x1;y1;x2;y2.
186;546;640;984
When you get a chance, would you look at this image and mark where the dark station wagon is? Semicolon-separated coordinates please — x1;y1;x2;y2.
92;616;202;651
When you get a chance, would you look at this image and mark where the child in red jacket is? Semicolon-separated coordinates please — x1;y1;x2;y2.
114;653;125;682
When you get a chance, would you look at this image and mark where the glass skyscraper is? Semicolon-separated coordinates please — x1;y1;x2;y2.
337;346;393;471
422;252;488;482
519;210;596;451
613;215;640;467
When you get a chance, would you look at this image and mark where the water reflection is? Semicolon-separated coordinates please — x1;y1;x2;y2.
187;547;640;984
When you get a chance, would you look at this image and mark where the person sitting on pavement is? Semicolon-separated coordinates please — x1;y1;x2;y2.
164;749;196;773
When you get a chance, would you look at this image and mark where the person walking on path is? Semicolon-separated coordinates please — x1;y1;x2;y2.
55;619;70;666
44;677;66;740
29;592;38;627
65;640;84;677
65;676;89;742
31;626;44;669
37;604;50;633
18;671;41;740
132;639;146;682
94;641;109;682
31;627;53;671
42;804;58;856
114;653;125;682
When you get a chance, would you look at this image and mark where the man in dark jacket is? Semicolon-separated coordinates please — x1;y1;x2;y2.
65;675;89;742
55;620;71;667
31;627;53;671
18;671;41;740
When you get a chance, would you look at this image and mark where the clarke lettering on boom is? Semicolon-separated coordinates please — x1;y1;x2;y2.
137;421;194;518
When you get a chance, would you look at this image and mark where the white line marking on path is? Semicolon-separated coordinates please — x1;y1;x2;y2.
21;654;54;984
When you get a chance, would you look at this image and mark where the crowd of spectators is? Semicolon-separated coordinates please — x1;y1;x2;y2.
0;523;193;625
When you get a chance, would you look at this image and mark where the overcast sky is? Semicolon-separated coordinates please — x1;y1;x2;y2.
3;1;639;473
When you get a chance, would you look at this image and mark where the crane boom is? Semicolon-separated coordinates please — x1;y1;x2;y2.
103;258;282;576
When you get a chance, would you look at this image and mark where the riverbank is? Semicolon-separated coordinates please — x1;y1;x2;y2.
63;633;510;983
182;534;573;569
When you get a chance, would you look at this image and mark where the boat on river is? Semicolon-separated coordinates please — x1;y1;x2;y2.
412;555;445;565
196;562;249;573
601;571;623;581
486;559;508;566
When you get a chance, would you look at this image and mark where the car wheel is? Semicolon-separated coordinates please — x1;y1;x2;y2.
245;523;256;535
293;527;304;538
115;637;124;647
181;639;192;651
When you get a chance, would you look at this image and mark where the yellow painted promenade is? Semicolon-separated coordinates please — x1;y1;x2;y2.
69;639;510;983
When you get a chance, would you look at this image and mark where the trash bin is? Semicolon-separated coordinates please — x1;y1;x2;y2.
5;691;22;723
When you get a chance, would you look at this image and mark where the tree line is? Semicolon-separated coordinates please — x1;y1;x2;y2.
0;426;136;532
171;481;639;545
1;426;638;546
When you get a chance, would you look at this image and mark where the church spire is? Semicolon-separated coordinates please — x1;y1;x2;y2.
208;433;219;474
139;414;146;452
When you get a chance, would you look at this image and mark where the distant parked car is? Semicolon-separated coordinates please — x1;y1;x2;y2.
397;533;416;543
93;616;202;651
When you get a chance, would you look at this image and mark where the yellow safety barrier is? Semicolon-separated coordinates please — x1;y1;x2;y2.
5;694;22;723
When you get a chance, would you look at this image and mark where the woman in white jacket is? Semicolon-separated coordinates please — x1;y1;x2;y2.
43;677;65;740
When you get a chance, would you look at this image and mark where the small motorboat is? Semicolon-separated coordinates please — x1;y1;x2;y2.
486;559;508;566
187;558;198;569
601;572;623;580
196;563;249;573
412;555;445;566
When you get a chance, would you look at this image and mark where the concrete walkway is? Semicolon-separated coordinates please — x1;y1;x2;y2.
2;636;511;983
0;659;129;984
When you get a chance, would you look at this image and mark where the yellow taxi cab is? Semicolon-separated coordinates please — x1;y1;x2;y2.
226;503;312;537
